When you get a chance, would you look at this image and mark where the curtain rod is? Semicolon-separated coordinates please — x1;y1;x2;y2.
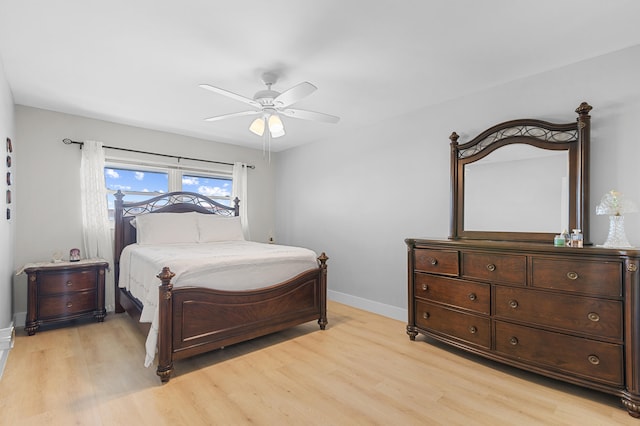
62;138;255;169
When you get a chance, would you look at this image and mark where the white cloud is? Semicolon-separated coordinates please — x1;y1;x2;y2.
105;169;119;179
111;184;131;190
182;177;199;185
135;172;144;180
198;186;230;197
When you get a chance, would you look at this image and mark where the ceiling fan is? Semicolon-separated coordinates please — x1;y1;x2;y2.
200;72;340;139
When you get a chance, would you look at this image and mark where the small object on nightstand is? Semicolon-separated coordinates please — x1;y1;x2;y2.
23;260;108;335
70;248;80;262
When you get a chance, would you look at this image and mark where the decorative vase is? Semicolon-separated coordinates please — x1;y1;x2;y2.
602;215;633;248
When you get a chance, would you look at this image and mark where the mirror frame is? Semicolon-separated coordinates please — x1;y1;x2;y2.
450;102;592;244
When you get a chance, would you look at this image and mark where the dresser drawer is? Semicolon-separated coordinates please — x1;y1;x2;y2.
39;269;97;295
531;257;622;297
39;291;97;319
462;252;526;285
495;321;623;386
494;287;623;340
415;300;490;348
414;274;490;314
414;249;458;276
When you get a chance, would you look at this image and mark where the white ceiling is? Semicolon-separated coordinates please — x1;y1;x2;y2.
0;1;639;152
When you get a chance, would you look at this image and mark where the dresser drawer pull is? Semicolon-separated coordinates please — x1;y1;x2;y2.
486;264;496;272
421;284;429;291
66;302;73;309
509;337;519;346
423;312;430;319
588;355;600;365
587;312;600;322
66;281;73;287
427;257;438;266
468;293;477;301
566;271;579;280
468;326;477;334
508;299;519;309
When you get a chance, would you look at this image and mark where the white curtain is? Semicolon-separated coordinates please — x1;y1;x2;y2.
232;162;250;239
80;141;115;311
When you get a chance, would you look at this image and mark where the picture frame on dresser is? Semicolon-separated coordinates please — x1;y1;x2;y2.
406;102;640;418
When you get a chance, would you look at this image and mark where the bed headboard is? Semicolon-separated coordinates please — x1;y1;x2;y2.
113;190;240;308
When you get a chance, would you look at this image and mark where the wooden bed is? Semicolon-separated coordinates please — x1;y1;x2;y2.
113;190;328;383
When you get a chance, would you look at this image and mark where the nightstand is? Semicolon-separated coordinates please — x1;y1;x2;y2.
23;259;108;335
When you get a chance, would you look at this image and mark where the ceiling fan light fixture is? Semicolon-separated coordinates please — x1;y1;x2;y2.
249;117;266;136
268;114;285;136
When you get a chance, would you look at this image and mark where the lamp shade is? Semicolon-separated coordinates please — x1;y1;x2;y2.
268;114;285;138
249;117;266;136
595;190;639;216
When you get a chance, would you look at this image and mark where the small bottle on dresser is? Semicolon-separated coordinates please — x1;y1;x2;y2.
571;229;583;248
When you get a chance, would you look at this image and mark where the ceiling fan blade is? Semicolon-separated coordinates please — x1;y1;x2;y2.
199;84;261;108
274;82;317;107
280;108;340;124
204;110;261;122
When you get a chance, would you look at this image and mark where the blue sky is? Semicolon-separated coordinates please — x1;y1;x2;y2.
104;167;232;208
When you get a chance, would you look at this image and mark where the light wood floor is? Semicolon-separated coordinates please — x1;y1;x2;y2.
0;301;636;425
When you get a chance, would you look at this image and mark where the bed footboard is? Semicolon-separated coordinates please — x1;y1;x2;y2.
156;253;328;383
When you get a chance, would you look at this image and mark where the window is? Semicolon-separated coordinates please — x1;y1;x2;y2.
104;164;233;220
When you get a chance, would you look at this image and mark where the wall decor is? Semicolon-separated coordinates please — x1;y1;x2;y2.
6;137;11;221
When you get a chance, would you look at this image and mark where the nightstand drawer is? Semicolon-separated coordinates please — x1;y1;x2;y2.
39;291;97;318
24;260;108;335
39;269;97;295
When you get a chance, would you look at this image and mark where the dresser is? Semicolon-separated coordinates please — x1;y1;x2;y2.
406;238;640;417
24;260;108;335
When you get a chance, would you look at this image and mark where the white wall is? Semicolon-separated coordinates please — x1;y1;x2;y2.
275;45;640;320
0;56;15;328
13;106;275;318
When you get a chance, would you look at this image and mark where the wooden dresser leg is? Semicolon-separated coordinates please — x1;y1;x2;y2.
622;397;640;418
157;363;173;383
406;325;418;341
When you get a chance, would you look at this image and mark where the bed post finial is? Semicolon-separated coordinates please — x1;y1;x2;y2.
233;197;240;216
576;101;592;117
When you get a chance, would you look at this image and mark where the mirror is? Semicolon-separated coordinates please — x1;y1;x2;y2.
450;102;592;243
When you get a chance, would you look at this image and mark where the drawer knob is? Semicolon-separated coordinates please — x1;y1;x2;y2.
66;302;73;309
587;312;600;322
566;271;579;280
468;326;477;334
468;293;477;301
422;284;429;291
588;355;600;365
486;264;496;272
66;281;73;287
509;337;519;346
508;299;519;309
427;257;438;266
423;312;430;319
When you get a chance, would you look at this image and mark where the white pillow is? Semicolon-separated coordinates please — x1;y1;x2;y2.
197;214;245;242
136;212;199;245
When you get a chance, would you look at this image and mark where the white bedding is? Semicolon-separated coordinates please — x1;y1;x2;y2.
118;241;319;367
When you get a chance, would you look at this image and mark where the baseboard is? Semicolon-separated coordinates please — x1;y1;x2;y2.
13;312;25;329
328;290;407;322
0;322;14;380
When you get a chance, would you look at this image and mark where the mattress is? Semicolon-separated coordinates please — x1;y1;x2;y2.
118;240;319;366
